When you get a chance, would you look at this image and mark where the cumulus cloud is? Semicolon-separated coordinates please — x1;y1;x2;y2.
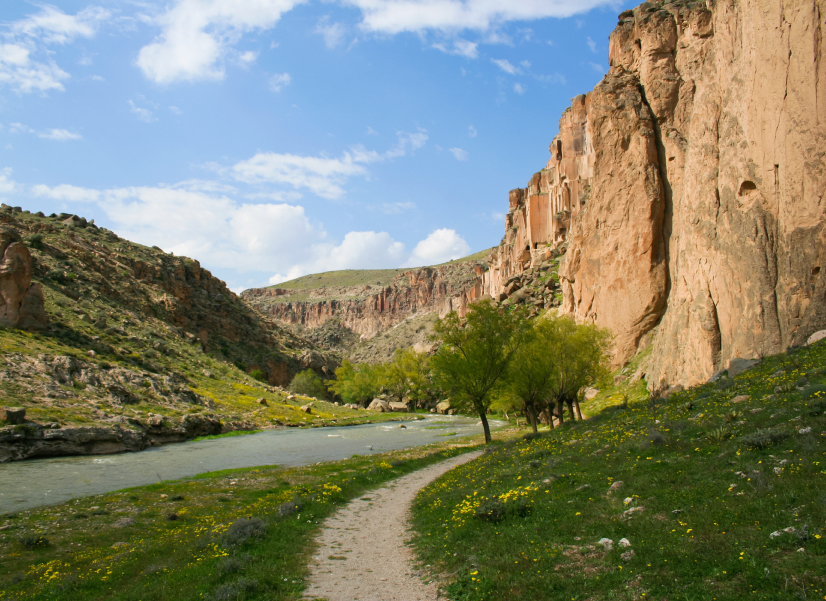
343;0;617;34
0;6;108;93
0;168;17;195
513;82;525;94
315;16;347;48
449;147;469;161
136;0;306;84
229;129;428;199
32;183;100;202
491;58;518;74
269;72;291;92
405;229;470;267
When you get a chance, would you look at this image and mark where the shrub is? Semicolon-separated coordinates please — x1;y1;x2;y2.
774;381;797;394
205;577;258;601
724;410;741;423
288;369;327;399
475;497;530;523
717;377;735;390
707;426;732;443
26;234;44;250
249;369;267;383
223;517;267;547
217;554;250;577
807;399;826;416
739;428;787;450
19;535;50;549
277;501;302;518
802;384;826;400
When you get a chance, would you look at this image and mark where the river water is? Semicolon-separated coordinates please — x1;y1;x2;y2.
0;415;500;513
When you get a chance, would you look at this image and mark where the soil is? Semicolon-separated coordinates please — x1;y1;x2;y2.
304;451;483;601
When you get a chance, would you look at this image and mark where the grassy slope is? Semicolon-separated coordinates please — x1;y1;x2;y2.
269;248;494;291
0;439;486;601
412;342;826;600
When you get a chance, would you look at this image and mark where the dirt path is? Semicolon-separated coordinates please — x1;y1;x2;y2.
303;451;483;601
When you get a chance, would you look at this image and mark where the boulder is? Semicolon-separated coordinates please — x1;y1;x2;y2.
807;330;826;346
300;404;313;414
435;400;451;415
367;399;391;412
583;387;600;401
256;398;268;406
388;402;408;413
0;228;47;331
0;407;26;424
728;358;759;378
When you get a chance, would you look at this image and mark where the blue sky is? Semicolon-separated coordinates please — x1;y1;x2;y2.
0;0;632;292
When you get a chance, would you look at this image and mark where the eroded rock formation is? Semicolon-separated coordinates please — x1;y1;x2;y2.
243;262;486;341
486;0;826;391
0;226;47;331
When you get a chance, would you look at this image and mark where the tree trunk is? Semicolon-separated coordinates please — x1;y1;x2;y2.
527;406;539;434
557;399;565;425
565;398;576;421
574;398;583;420
479;411;492;443
544;408;554;430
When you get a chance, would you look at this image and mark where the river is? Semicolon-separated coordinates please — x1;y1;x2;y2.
0;415;501;513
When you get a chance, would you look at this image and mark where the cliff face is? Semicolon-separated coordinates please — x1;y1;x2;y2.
486;0;826;391
242;262;486;341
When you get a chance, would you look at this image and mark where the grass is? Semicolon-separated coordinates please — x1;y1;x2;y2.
192;430;263;442
410;341;826;600
0;438;485;601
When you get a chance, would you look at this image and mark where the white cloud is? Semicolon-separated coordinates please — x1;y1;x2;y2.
366;126;379;136
587;36;597;53
32;183;100;202
39;129;82;141
491;211;505;222
315;17;347;48
535;73;566;85
0;168;17;195
468;125;477;138
136;0;306;84
449;147;469;161
405;229;470;267
128;100;157;123
513;82;525;94
520;60;531;69
6;122;82;141
269;72;291;92
432;38;478;59
381;201;416;214
238;50;259;64
588;61;605;73
230;129;427;199
344;0;617;34
491;58;518;74
0;6;108;94
169;105;183;115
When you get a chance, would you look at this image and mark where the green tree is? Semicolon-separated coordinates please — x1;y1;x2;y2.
546;318;611;424
509;317;566;433
381;348;432;408
431;300;529;443
326;361;383;406
289;369;327;399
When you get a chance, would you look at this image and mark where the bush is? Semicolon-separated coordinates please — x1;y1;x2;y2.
205;577;258;601
217;554;250;577
288;369;327;399
475;497;530;523
249;369;267;383
223;517;267;547
802;384;826;400
26;234;44;250
739;428;787;450
277;501;302;518
19;535;50;549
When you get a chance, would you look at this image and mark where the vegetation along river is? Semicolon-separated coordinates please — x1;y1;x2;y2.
0;415;501;513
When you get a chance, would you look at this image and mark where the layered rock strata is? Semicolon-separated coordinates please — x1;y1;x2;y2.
243;262;486;341
486;0;826;391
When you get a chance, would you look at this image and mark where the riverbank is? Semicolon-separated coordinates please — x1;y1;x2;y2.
0;433;495;601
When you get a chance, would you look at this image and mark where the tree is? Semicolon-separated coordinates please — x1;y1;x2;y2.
289;369;328;399
381;348;432;408
545;318;611;424
509;317;566;433
326;361;383;406
431;300;529;443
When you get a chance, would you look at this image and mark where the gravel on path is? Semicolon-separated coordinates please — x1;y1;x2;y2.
303;451;483;601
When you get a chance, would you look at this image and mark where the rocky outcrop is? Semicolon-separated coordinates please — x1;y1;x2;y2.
485;0;826;392
243;262;486;340
0;225;47;331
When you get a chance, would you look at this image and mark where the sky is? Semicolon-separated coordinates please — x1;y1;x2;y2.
0;0;633;292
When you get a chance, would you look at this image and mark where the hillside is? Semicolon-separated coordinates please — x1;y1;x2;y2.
0;206;395;463
242;251;492;362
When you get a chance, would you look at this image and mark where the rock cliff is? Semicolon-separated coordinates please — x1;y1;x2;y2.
242;261;487;347
485;0;826;392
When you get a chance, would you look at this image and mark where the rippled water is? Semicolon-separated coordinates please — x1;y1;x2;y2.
0;415;501;513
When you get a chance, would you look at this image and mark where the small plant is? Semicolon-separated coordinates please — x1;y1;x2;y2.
19;535;50;549
205;577;258;601
26;234;44;250
707;426;732;443
724;410;741;423
682;401;694;412
717;377;735;390
217;554;250;577
739;428;787;450
802;384;826;400
249;369;267;382
775;381;797;394
475;497;530;523
223;517;267;547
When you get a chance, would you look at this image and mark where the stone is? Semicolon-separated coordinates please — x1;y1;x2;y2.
770;527;797;539
435;400;451;415
622;506;644;518
203;370;214;379
621;550;636;562
609;481;623;491
113;517;135;528
0;228;47;331
388;402;408;413
598;538;614;551
147;415;164;427
257;398;268;406
618;538;631;548
0;407;26;424
728;358;759;378
367;399;391;412
798;427;812;435
300;404;313;414
731;395;750;404
807;330;826;346
583;387;600;401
